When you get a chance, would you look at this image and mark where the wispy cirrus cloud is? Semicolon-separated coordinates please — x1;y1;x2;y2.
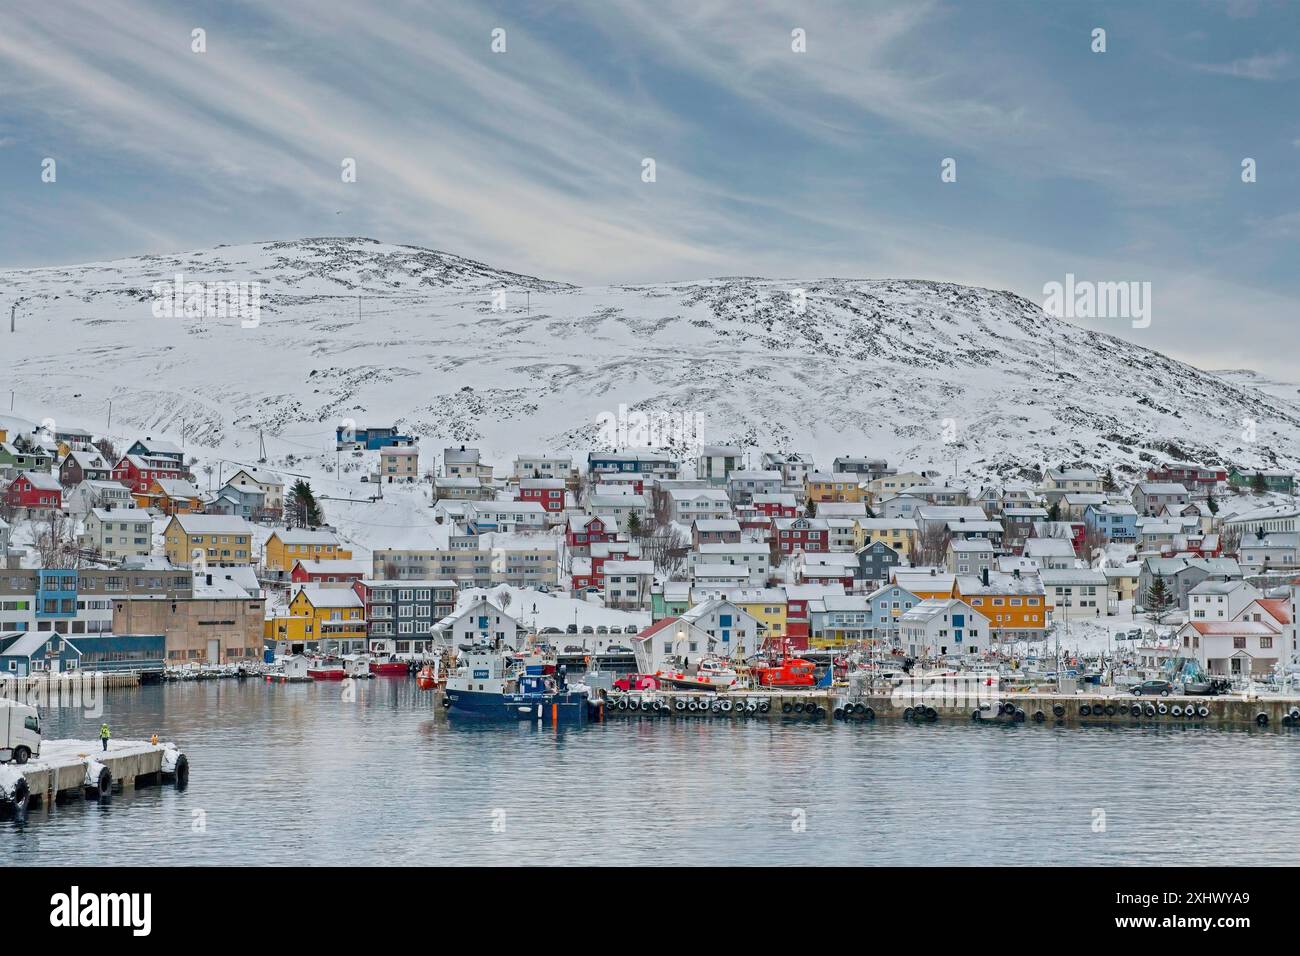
0;0;1297;377
1184;49;1292;80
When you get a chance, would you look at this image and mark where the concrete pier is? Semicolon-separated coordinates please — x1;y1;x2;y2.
0;738;188;820
599;688;1300;730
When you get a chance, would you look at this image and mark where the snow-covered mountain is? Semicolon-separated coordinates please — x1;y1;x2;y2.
3;236;1298;482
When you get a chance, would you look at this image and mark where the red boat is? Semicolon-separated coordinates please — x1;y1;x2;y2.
307;659;346;681
368;657;410;677
751;658;817;688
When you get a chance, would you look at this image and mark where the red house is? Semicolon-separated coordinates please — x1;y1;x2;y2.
773;516;830;555
290;559;366;586
6;471;63;512
752;494;798;519
111;454;184;493
567;515;617;553
517;478;566;513
1146;462;1226;495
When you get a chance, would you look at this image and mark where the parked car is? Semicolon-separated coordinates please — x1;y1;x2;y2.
581;625;594;634
607;644;633;654
1126;628;1143;640
565;624;578;634
596;625;608;634
541;626;561;634
608;625;623;634
625;624;639;634
563;644;585;654
1130;679;1173;697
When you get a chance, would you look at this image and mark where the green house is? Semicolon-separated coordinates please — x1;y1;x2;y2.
1228;467;1295;494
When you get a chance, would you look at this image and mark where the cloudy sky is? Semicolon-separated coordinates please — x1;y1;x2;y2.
1;0;1297;376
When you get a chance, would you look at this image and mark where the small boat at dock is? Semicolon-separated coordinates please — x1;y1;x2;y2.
307;657;346;681
368;655;410;677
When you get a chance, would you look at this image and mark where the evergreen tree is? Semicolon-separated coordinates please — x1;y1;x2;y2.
1145;574;1175;624
1251;471;1267;494
1047;499;1061;522
626;512;642;539
1102;467;1117;493
288;479;324;527
805;499;817;517
1206;491;1218;515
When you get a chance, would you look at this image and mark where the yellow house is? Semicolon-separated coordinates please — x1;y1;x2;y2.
269;586;366;645
805;472;866;504
853;518;918;556
264;529;353;574
891;569;957;601
164;514;255;566
691;587;788;640
1103;567;1139;603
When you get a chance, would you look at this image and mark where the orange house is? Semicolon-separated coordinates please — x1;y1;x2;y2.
133;477;204;515
954;570;1047;641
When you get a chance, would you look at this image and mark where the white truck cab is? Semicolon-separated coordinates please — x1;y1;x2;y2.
0;699;42;764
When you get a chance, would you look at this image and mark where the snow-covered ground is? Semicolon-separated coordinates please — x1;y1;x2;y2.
4;236;1300;494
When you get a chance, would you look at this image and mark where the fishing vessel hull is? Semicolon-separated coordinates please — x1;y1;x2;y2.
308;668;346;681
369;660;410;676
444;688;591;724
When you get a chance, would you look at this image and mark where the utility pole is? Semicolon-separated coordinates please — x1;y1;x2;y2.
107;400;112;433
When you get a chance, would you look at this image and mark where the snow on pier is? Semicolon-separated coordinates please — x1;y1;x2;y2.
1;738;188;821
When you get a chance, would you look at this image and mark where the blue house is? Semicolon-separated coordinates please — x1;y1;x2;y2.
0;631;82;676
1083;503;1138;541
335;425;413;451
209;483;266;518
864;583;921;639
35;570;78;621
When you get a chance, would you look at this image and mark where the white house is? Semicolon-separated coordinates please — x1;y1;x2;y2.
586;493;649;530
899;598;992;658
690;542;771;586
1180;620;1283;678
1187;580;1262;623
602;559;653;610
1039;568;1110;619
431;596;524;650
668;488;732;523
79;508;155;561
1023;537;1077;570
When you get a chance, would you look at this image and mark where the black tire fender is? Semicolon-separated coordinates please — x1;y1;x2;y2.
96;767;112;800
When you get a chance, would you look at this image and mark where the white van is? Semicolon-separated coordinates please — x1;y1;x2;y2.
0;699;42;764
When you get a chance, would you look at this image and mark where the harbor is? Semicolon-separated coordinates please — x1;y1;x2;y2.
4;677;1300;867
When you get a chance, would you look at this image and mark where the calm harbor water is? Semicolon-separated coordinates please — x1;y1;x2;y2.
4;679;1299;866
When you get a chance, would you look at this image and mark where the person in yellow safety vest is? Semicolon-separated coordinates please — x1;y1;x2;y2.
99;722;110;752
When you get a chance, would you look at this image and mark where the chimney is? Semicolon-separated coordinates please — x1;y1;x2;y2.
1013;568;1021;579
982;567;990;587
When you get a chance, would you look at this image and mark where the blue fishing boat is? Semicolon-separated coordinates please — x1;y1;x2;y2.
443;650;592;723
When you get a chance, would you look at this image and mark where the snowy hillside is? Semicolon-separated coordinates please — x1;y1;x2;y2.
4;236;1300;489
